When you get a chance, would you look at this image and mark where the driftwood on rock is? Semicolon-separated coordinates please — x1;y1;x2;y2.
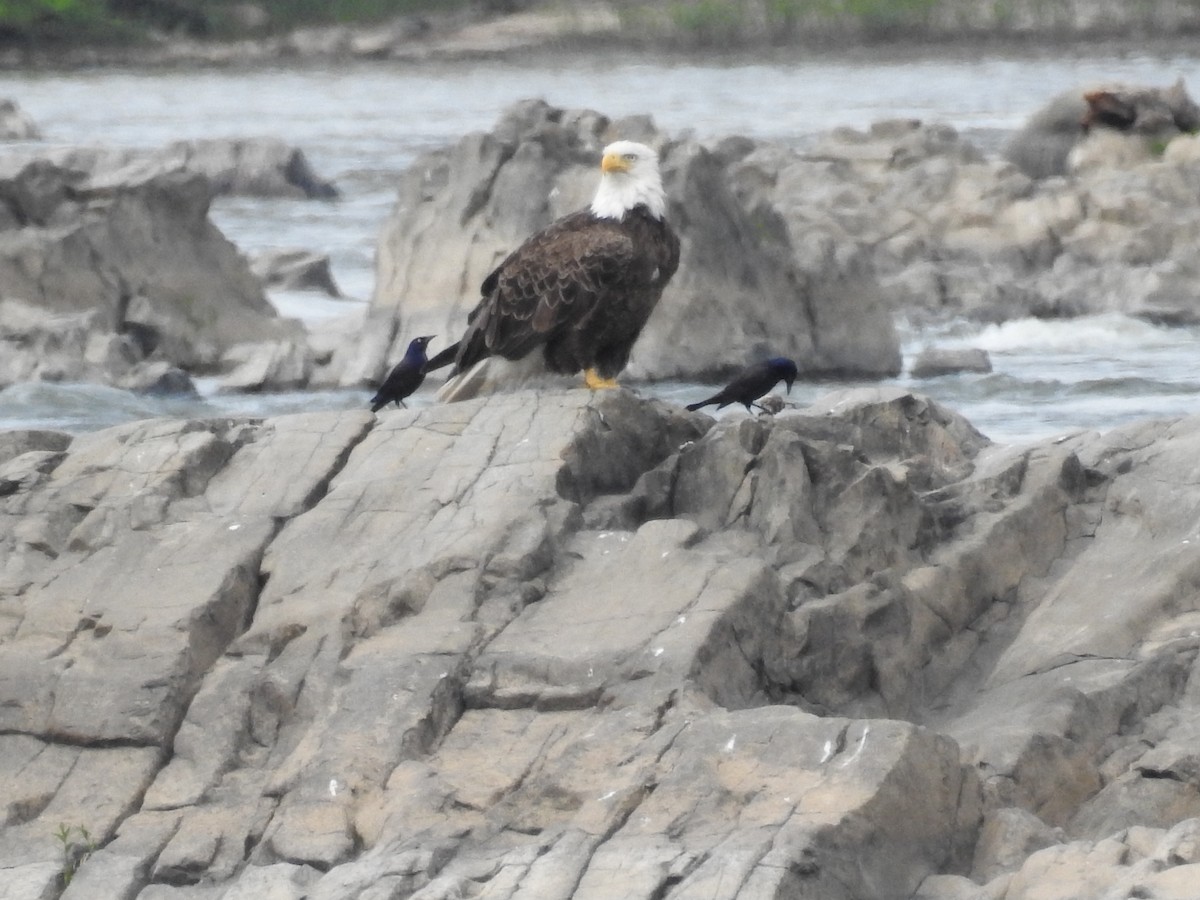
3;388;1200;898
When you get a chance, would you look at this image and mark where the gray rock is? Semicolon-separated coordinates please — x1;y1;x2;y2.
250;248;342;296
7;137;338;200
355;99;901;389
971;806;1063;882
1005;79;1200;180
0;429;71;467
0;98;40;141
218;338;314;393
4;389;1200;896
911;347;993;378
116;361;199;397
0;162;308;391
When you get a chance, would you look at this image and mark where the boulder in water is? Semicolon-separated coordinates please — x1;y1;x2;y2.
0;160;309;392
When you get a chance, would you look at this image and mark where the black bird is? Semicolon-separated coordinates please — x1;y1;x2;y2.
370;335;434;413
686;357;799;414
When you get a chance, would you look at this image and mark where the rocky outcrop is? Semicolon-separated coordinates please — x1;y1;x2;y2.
3;387;1200;897
0;158;311;393
356;99;902;389
250;248;342;296
910;347;992;378
0;98;40;140
5;137;338;200
1004;79;1200;180
357;90;1200;395
725;106;1200;329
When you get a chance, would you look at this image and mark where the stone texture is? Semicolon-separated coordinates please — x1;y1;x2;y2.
911;347;993;378
354;99;902;389
3;387;1200;896
0;160;308;392
250;248;342;296
0;98;40;140
351;89;1200;396
6;137;337;200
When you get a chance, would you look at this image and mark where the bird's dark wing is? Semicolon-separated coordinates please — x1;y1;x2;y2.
457;213;637;370
686;362;776;412
370;361;424;412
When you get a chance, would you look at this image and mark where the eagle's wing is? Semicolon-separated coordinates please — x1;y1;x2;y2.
473;214;636;362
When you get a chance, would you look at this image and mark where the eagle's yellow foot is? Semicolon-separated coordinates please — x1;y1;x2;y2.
584;368;620;390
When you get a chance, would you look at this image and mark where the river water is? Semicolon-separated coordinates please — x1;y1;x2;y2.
2;48;1200;444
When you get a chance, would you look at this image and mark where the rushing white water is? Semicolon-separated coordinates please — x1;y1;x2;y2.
2;49;1199;443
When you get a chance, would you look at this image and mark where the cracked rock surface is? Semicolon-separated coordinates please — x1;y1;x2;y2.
3;387;1200;899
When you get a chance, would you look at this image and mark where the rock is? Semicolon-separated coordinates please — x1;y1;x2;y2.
250;248;342;296
0;161;308;391
910;347;993;378
5;388;1200;896
1004;79;1200;180
354;99;901;389
0;429;71;467
116;361;199;397
218;338;314;393
356;93;1200;387
8;137;338;200
0;98;40;140
781;90;1200;326
971;806;1063;882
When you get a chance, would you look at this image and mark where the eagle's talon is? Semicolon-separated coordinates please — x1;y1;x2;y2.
584;369;620;390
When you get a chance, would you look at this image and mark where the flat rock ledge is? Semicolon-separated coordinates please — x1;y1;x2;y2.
2;387;1200;899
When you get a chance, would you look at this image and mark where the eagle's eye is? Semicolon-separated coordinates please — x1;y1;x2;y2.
623;153;637;162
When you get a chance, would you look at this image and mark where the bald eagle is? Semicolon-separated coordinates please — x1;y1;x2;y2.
425;140;680;394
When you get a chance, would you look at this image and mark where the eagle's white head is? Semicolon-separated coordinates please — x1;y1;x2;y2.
589;140;668;221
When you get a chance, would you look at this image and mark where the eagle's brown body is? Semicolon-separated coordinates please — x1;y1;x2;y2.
448;205;680;380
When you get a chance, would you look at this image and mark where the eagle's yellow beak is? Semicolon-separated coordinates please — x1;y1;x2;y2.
601;152;630;174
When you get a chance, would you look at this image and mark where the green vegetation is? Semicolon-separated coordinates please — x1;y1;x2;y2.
0;0;139;45
616;0;946;47
0;0;469;49
54;822;97;887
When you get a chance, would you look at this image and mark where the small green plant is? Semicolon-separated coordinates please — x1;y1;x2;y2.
54;823;97;888
667;0;747;42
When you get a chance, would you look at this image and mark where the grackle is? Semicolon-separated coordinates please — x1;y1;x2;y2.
686;357;798;414
370;335;434;412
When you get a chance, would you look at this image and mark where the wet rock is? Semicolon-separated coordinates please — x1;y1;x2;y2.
218;338;314;393
0;98;39;141
1005;79;1200;180
0;161;308;391
4;389;1200;896
9;137;338;200
250;248;342;296
116;361;199;397
911;347;993;378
